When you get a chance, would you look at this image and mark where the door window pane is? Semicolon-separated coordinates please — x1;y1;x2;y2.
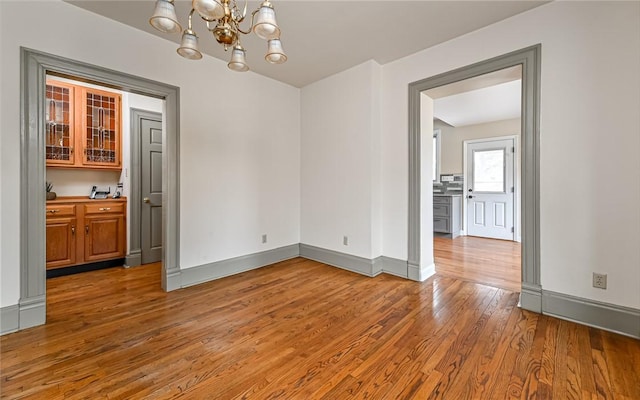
473;149;505;192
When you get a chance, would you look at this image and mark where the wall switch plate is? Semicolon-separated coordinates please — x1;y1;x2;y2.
262;234;267;244
343;236;348;246
592;272;607;289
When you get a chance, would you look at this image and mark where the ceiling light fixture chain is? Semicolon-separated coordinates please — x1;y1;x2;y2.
149;0;287;72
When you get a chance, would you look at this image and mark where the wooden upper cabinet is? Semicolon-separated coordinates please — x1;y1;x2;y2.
46;79;122;170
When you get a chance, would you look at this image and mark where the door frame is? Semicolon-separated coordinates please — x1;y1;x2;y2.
127;109;163;267
19;48;181;330
462;135;518;241
408;45;541;312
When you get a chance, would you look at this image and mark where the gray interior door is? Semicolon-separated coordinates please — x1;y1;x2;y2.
141;117;163;264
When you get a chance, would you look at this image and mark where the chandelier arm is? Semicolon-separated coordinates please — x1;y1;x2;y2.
236;8;260;35
187;8;196;31
232;0;248;23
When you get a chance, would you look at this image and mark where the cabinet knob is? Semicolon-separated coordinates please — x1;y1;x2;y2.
143;197;150;204
468;195;474;199
71;226;75;235
48;209;60;213
85;225;89;235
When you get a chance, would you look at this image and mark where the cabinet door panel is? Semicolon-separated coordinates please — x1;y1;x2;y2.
433;217;449;233
81;87;121;168
84;215;125;262
46;217;77;269
45;81;76;166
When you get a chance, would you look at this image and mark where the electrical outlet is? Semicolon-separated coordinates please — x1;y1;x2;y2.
343;236;348;246
592;273;607;289
262;234;267;244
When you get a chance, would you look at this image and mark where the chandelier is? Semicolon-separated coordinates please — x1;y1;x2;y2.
149;0;287;72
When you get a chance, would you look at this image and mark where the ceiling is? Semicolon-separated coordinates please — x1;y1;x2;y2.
429;65;522;127
66;0;547;88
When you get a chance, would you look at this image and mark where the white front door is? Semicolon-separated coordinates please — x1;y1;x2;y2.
466;138;515;240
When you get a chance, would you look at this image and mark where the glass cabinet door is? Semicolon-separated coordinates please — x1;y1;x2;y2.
45;82;75;165
82;87;121;168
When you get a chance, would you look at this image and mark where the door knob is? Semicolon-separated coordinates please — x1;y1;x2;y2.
143;197;150;203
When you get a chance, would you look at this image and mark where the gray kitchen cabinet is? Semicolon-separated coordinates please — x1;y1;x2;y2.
433;195;461;238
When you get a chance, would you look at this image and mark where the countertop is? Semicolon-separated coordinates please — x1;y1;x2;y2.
46;196;127;204
433;193;463;197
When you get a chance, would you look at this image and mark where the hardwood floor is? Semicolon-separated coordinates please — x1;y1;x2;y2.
2;258;638;399
435;235;522;292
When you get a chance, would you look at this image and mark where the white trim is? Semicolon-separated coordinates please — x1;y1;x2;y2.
433;129;441;182
462;134;519;241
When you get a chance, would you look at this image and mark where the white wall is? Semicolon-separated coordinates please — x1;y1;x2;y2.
0;0;300;307
437;118;520;175
382;1;640;308
300;61;382;259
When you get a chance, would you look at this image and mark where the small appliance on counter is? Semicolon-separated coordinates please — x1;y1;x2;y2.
112;183;123;199
89;185;111;199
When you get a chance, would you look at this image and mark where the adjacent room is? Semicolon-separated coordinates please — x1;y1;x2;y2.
1;1;639;398
427;66;523;292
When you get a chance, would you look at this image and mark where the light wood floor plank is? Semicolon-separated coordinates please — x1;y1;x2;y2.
434;235;521;292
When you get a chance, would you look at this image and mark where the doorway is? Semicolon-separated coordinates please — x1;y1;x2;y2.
427;67;521;290
407;45;542;313
19;48;181;330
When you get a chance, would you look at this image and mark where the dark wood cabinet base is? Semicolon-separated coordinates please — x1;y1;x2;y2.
46;258;125;279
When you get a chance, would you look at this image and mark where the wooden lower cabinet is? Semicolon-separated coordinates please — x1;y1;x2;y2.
46;197;126;270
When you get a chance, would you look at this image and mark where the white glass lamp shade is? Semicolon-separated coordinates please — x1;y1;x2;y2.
253;2;280;40
265;39;287;64
228;45;249;72
192;0;225;21
150;0;182;33
177;30;203;60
